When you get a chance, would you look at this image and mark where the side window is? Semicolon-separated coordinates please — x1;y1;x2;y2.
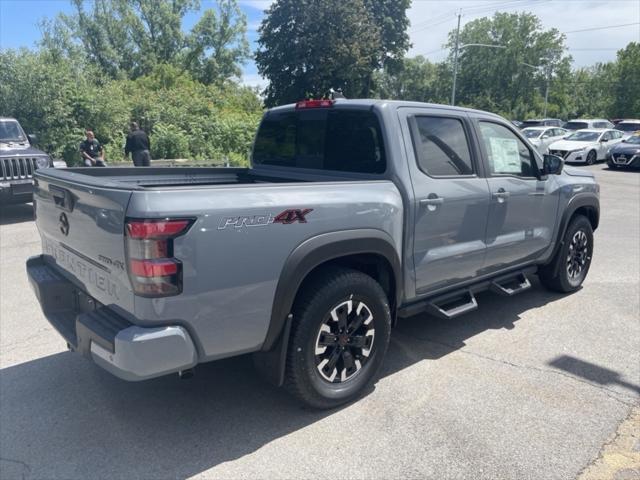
411;116;474;176
552;129;562;137
478;122;536;177
602;131;612;141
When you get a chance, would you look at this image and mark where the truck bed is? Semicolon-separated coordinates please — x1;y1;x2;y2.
38;167;315;190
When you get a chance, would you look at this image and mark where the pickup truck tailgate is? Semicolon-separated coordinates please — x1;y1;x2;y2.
33;174;134;311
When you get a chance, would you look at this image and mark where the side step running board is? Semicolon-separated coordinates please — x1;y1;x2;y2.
490;272;531;297
426;290;478;320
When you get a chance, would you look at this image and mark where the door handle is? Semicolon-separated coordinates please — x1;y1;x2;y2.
492;189;510;203
420;195;444;212
420;197;444;206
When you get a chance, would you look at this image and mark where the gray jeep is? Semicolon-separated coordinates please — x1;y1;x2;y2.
0;117;64;205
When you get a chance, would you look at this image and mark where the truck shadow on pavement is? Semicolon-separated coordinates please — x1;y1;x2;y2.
0;203;33;226
0;277;590;479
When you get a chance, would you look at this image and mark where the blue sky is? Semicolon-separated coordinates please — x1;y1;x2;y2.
1;0;639;89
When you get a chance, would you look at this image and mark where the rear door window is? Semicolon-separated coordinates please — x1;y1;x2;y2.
410;116;475;176
253;109;386;174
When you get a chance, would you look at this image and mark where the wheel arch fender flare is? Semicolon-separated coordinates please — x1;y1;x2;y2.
547;192;599;270
262;229;402;352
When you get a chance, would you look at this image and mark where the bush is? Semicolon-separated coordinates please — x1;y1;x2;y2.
0;51;263;165
150;122;190;159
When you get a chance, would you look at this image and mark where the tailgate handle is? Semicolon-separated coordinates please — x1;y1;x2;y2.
50;185;75;212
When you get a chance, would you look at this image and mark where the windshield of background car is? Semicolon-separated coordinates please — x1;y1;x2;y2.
563;122;588;130
623;135;640;144
253;108;386;174
523;129;541;138
616;123;640;132
0;121;26;142
521;121;542;128
566;131;599;142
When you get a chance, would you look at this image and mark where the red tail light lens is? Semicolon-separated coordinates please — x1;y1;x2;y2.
129;259;180;277
125;218;194;297
295;99;334;109
126;219;191;239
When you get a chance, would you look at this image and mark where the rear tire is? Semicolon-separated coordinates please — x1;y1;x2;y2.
284;267;391;409
539;215;593;293
586;150;597;165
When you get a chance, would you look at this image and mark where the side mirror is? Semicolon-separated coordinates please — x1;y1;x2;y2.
27;134;37;145
601;138;609;143
541;135;550;139
543;154;564;175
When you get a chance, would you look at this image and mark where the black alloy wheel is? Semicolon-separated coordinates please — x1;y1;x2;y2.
314;299;375;383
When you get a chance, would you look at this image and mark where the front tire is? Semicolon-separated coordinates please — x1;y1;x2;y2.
586;150;597;165
539;215;594;293
284;267;391;409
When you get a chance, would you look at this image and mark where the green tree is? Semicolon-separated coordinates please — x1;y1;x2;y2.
373;56;449;104
610;42;640;117
185;0;250;85
42;0;249;84
447;12;570;118
256;0;410;106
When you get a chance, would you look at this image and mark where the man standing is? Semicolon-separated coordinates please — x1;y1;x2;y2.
80;130;106;167
125;122;151;167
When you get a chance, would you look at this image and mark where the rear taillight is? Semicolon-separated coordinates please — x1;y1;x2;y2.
125;218;193;297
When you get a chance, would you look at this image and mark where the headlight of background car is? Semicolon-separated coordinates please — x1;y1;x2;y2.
35;156;50;168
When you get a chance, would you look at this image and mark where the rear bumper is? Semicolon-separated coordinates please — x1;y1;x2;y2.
26;255;197;381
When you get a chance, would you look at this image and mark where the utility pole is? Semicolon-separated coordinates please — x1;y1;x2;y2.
543;66;551;117
450;11;462;106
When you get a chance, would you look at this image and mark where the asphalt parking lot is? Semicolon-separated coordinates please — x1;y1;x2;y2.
1;164;638;480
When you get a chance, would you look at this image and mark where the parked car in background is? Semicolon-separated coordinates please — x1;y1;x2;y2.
1;117;66;205
563;119;614;131
522;126;568;154
549;128;624;164
614;120;640;139
607;134;640;169
511;120;524;129
520;118;564;128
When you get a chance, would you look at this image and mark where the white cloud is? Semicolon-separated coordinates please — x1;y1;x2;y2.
239;0;273;13
241;73;268;91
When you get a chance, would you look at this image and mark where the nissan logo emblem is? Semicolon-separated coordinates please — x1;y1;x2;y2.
59;212;70;236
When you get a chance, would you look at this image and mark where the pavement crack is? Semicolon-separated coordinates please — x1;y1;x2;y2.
0;457;32;480
396;332;639;407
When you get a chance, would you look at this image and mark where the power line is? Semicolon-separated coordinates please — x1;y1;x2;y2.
564;22;640;34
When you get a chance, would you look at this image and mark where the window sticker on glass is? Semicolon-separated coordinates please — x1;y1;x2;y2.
488;137;521;174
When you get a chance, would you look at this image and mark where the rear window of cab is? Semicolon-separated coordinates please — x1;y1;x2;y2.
253;109;386;174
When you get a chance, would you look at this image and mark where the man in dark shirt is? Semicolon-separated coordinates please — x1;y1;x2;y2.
79;130;106;166
125;122;151;167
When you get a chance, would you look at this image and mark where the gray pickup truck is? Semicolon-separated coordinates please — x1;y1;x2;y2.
27;99;599;408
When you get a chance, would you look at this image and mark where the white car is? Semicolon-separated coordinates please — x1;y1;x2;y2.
615;120;640;139
563;119;614;131
548;129;624;165
522;126;568;154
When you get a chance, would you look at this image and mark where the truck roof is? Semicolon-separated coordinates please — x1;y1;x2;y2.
268;99;504;121
0;117;18;122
